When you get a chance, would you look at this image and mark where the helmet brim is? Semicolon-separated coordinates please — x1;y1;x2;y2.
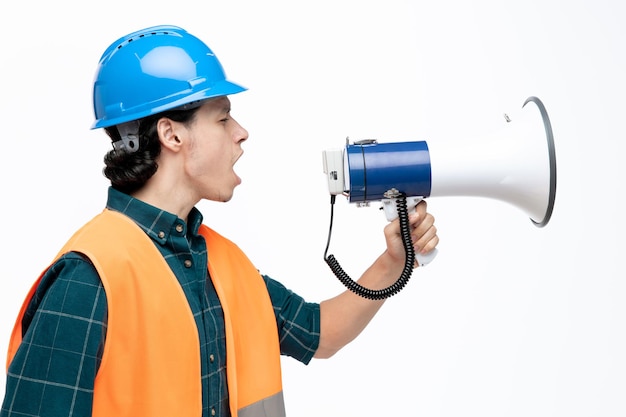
92;80;247;129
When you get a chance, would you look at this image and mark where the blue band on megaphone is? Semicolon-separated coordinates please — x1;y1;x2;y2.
346;141;432;203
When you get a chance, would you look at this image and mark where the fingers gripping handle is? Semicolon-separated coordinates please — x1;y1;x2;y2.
381;196;438;267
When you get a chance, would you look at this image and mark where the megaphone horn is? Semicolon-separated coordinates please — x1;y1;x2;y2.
428;96;557;227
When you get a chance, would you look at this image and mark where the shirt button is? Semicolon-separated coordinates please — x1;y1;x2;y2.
176;224;183;233
184;259;192;268
209;354;215;363
158;231;165;239
211;408;216;416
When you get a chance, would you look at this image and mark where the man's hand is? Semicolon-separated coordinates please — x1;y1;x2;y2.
383;200;438;267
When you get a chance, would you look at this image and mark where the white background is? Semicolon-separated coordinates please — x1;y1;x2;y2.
1;1;624;416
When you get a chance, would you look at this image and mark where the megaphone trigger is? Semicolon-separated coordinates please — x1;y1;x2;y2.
381;195;423;222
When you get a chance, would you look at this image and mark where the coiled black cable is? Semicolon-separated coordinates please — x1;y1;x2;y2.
324;194;416;300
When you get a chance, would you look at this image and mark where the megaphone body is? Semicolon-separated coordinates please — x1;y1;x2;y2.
322;96;557;228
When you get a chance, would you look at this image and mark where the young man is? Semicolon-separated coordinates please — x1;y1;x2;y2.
1;25;438;417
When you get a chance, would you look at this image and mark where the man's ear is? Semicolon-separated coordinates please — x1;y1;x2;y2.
157;117;183;152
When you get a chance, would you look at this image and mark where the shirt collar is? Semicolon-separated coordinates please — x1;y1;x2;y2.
105;187;204;244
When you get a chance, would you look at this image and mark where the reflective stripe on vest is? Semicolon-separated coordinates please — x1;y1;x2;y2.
6;209;285;417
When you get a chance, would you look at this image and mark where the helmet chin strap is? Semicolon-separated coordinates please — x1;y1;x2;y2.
113;120;140;153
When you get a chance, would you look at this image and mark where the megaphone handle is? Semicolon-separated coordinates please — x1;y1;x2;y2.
416;247;438;267
382;196;438;267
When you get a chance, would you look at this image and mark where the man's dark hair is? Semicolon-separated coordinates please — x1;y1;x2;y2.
103;107;199;194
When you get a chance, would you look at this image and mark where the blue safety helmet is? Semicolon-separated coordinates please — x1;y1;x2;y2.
92;25;246;129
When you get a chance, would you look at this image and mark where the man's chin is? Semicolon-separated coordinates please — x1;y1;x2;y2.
220;189;236;203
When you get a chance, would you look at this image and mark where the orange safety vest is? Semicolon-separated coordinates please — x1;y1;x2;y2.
6;209;285;417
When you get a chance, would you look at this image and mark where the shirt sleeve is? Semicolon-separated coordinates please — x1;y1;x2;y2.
262;275;320;364
1;253;107;417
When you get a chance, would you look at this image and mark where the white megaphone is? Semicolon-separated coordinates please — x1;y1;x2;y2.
322;96;557;269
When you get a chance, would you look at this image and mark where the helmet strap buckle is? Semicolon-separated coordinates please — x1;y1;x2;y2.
113;121;140;153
